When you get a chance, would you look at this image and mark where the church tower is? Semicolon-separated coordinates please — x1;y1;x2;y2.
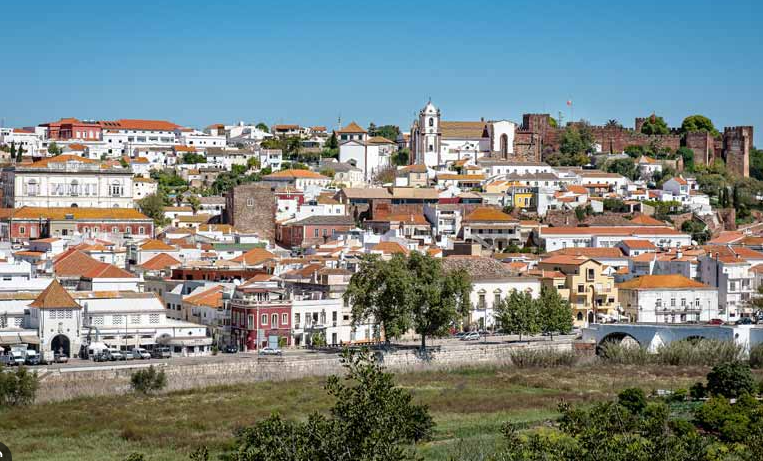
416;100;441;166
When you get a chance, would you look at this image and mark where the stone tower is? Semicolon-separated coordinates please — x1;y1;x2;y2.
723;126;752;178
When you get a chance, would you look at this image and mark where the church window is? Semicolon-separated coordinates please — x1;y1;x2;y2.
428;117;434;127
428;144;434;152
500;134;509;157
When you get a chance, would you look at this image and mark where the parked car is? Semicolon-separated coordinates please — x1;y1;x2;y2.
151;347;171;359
258;347;283;356
0;355;13;366
460;332;481;341
24;350;41;365
108;349;125;361
222;345;238;354
708;318;724;325
93;350;111;362
131;348;151;360
53;353;69;364
9;350;26;366
736;317;754;325
453;331;467;339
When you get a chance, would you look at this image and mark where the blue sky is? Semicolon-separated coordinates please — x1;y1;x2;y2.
1;0;760;143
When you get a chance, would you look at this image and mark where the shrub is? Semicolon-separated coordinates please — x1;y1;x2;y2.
123;453;145;461
509;348;578;368
0;366;39;406
749;343;763;368
618;387;647;414
690;382;707;400
597;341;651;365
655;339;743;366
706;362;757;398
130;366;167;394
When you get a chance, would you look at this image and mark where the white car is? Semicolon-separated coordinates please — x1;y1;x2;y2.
258;347;283;356
131;348;151;360
108;349;126;361
460;332;481;341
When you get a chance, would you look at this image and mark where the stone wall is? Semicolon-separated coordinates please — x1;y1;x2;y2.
723;126;753;178
36;340;575;403
224;183;276;239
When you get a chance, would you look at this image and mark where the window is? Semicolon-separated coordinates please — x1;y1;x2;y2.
586;268;595;281
670;298;676;307
478;294;486;309
314;228;319;238
695;298;700;308
27;180;39;196
578;285;585;294
138;227;145;235
18;226;25;235
282;313;288;325
428;117;434;127
246;198;255;207
272;313;278;326
294;313;300;326
92;315;104;325
681;298;686;307
247;314;254;329
494;293;501;307
112;227;119;233
261;314;267;325
149;313;159;324
109;181;123;196
113;315;123;325
130;314;141;324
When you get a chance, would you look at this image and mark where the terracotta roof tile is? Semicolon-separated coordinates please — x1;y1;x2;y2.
463;207;516;222
29;280;80;309
618;274;709;290
139;252;182;271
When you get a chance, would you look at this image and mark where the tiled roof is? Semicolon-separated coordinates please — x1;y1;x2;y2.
28;280;80;309
100;119;179;131
231;247;276;265
140;239;177;251
437;174;485;181
53;249;103;277
629;214;666;226
548;247;624;258
540;254;590;266
11;207;150;221
291;215;355;226
464;207;516;222
440;121;488;139
264;169;329;180
81;263;135;279
366;136;395;145
336;121;367;133
390;188;439;199
670;177;688;185
441;255;524;281
541;226;681;236
371;241;408;255
620;239;657;250
184;285;223;308
139;252;182;271
23;154;99;168
707;231;745;244
618;274;709;290
340;188;392;199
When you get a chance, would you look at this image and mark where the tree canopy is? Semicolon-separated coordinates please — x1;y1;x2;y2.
640;115;670;135
680;115;719;137
604;158;638;180
495;286;572;341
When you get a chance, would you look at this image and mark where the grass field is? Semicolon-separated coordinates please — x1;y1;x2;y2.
0;364;723;461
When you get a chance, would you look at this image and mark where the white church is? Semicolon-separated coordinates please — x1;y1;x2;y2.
409;100;517;168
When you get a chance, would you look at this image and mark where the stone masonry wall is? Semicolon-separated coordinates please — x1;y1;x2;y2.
36;340;575;403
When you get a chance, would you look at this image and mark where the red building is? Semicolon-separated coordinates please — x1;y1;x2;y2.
277;215;355;248
4;207;154;241
230;279;292;351
40;118;103;141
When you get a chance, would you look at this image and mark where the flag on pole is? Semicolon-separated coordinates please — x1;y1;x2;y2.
566;100;572;106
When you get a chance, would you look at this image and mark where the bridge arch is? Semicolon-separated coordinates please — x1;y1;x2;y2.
596;332;642;355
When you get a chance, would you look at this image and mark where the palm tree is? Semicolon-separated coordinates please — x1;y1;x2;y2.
605;119;621;128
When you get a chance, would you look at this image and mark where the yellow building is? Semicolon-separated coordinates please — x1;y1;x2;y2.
537;255;619;326
507;184;535;210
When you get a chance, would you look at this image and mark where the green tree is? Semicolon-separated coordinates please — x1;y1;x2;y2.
537;286;573;340
681;220;709;244
751;148;763;181
326;132;339;150
605;119;621;128
393;149;410;166
48;141;62;155
182;152;207;164
624;144;646;158
0;366;39;406
16;144;24;163
495;289;539;341
548;116;558;128
9;141;16;161
705;362;757;398
129;366;167;394
617;387;647;414
187;194;201;214
247;157;261;170
372;125;401;141
640;114;670;135
676;146;695;171
319;167;335;179
137;193;170;227
256;122;269;133
680;115;719;137
345;255;412;346
406;252;472;350
605;158;637;180
231;164;247;175
225;349;433;461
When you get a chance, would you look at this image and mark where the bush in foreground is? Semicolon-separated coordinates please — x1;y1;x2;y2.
598;339;745;367
130;366;167;395
0;366;39;407
705;361;757;398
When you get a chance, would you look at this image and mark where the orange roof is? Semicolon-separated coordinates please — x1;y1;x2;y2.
565;185;588;195
618;274;709;290
366;136;395;145
264;169;329;180
68;143;87;150
707;231;745;244
540;254;590;266
620;239;657;250
139;252;182;271
542;226;680;236
140;239;177;251
81;262;135;279
337;121;367;134
629;214;666;226
174;145;197;152
371;241;408;255
463;207;516;222
29;280;80;309
13;250;45;257
231;247;276;265
100;119;179;131
24;154;98;168
184;285;223;308
548;248;624;258
670;177;688;185
437;174;485;181
272;124;300;130
53;250;103;277
11;207;150;221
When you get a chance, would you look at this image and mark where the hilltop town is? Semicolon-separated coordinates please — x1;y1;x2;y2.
0;102;761;366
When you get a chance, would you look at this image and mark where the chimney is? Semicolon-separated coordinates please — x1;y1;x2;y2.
676;249;682;259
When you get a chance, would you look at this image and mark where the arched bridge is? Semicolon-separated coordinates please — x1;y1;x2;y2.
583;324;762;353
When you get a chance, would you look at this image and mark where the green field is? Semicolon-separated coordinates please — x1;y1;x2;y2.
1;364;715;460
